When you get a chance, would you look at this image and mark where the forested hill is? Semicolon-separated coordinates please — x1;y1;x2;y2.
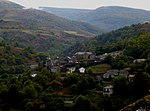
62;23;150;56
0;40;39;74
94;23;150;57
41;6;150;31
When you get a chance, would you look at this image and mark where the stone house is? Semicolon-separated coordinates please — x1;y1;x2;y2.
51;66;61;73
66;67;76;73
30;64;38;69
45;57;53;70
64;101;74;104
103;70;119;79
94;75;103;82
31;73;37;78
136;107;146;111
128;74;135;82
97;51;122;60
133;59;146;63
79;67;86;73
103;85;113;97
74;52;95;61
45;57;61;73
103;69;129;80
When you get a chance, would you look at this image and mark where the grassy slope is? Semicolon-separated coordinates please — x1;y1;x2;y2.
0;0;104;56
0;8;102;35
0;20;92;56
87;64;111;74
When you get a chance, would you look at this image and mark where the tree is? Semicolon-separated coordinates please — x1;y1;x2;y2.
23;85;37;99
7;84;22;108
25;102;34;111
63;74;80;87
132;72;150;98
34;74;49;89
75;95;92;111
75;75;95;94
49;80;63;91
86;68;93;75
113;76;128;97
104;55;113;64
117;60;126;69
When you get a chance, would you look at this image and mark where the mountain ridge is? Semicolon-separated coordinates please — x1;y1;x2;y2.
0;0;24;9
0;0;104;35
41;6;150;31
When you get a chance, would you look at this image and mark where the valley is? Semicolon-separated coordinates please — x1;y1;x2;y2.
0;0;150;111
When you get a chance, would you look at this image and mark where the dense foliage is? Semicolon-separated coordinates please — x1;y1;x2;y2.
63;23;148;56
1;59;150;110
0;41;32;74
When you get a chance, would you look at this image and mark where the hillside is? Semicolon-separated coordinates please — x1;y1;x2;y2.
0;40;38;74
62;23;150;56
94;23;150;54
0;0;104;56
0;19;94;56
0;0;24;10
41;6;150;31
0;8;102;35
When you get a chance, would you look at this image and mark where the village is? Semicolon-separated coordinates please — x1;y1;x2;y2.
28;50;149;111
30;51;146;97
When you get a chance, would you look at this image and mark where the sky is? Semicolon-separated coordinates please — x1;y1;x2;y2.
9;0;150;10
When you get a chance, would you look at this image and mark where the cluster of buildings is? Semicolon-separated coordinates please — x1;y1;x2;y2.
43;51;133;97
45;52;96;74
30;51;147;97
44;51;122;74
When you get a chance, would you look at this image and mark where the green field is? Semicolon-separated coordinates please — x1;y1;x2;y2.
64;30;85;36
87;64;111;74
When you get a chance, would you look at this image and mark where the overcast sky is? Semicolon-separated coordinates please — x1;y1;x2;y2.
9;0;150;10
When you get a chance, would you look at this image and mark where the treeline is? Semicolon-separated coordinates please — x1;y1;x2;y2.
63;23;145;56
95;23;150;56
0;70;97;111
0;41;48;74
1;57;150;111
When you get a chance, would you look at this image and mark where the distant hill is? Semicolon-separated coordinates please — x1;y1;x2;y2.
0;8;103;35
0;0;105;56
39;7;91;20
0;0;24;9
41;6;150;31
